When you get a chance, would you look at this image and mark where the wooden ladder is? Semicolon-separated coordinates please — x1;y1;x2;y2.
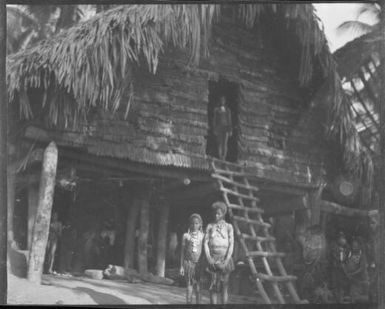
210;158;307;304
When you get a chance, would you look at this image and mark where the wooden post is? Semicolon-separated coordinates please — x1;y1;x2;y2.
124;197;140;270
308;183;325;226
7;169;16;248
138;194;150;274
379;12;385;307
0;0;7;303
28;182;39;251
155;201;170;277
27;142;58;284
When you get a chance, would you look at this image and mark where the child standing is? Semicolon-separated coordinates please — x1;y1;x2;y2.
204;201;234;304
180;213;204;304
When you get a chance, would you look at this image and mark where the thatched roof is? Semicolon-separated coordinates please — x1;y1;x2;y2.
334;26;382;80
6;4;371;182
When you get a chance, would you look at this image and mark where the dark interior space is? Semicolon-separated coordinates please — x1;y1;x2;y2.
14;188;28;250
206;78;240;162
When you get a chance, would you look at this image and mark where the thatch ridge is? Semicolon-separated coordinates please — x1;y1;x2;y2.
6;4;371;184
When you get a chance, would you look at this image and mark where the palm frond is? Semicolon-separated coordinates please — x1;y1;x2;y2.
356;3;381;21
337;20;375;36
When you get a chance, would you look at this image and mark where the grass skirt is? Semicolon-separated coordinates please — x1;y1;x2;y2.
183;259;202;286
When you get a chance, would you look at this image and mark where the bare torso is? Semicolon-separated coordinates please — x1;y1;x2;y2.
207;221;230;258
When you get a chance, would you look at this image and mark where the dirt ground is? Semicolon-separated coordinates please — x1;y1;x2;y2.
7;272;260;305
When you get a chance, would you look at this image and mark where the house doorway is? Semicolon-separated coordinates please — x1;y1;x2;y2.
206;78;239;162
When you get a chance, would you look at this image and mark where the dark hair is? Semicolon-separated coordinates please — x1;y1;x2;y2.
211;201;227;215
189;213;202;225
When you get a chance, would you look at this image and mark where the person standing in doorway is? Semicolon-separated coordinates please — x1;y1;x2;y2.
213;96;232;160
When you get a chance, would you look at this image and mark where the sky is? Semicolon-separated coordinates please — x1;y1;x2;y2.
313;3;375;52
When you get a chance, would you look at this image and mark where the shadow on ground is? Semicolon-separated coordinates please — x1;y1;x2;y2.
74;287;126;304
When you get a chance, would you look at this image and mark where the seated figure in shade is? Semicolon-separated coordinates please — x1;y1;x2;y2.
343;237;369;303
329;231;350;302
213;96;232;160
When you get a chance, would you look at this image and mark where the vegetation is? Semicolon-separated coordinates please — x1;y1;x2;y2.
337;3;381;37
6;5;90;54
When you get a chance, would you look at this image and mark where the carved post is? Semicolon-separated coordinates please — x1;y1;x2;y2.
27;142;58;284
155;201;170;277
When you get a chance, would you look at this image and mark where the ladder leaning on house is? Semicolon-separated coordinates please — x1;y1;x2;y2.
210;158;308;304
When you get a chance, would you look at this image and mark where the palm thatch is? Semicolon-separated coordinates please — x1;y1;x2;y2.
334;26;382;80
6;4;371;184
333;24;385;202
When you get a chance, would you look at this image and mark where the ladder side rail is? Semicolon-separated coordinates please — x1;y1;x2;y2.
217;176;272;304
242;175;285;304
218;162;273;304
243;170;285;304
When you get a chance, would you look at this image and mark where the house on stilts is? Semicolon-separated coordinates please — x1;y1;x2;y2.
6;4;373;304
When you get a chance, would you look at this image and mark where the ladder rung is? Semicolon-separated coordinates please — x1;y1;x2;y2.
233;216;271;228
253;273;297;282
210;157;245;170
221;188;260;202
212;168;252;178
247;251;285;258
228;203;264;214
211;174;259;192
241;234;275;242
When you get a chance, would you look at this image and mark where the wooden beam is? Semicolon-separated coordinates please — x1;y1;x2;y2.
351;79;380;132
309;185;324;226
252;180;311;196
63;159;158;182
359;68;380;105
261;195;307;216
0;0;7;302
155;201;169;277
319;200;372;218
59;148;211;182
27;142;58;284
164;181;218;201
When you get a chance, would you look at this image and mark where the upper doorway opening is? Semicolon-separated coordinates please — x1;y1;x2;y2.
206;78;239;163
